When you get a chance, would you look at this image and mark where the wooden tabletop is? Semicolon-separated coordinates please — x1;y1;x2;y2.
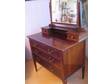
28;32;87;51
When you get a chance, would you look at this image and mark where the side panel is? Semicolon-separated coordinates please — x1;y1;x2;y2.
63;41;85;78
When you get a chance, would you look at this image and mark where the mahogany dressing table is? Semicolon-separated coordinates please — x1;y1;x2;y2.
29;31;87;84
28;0;87;84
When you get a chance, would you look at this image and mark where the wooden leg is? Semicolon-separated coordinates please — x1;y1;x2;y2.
62;79;67;84
33;56;38;72
82;64;85;79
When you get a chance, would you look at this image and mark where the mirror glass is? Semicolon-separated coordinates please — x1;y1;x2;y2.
51;0;78;25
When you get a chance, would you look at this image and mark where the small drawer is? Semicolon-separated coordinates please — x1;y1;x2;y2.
67;31;79;42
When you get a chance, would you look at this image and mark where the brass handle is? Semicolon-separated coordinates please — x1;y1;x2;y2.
32;44;37;48
70;35;74;39
48;49;53;54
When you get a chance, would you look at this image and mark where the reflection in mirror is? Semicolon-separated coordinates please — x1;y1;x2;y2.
51;0;78;24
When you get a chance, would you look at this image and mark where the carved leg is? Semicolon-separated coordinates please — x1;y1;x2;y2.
62;79;67;84
82;64;85;79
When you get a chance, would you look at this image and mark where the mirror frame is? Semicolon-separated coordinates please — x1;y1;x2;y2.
49;0;81;28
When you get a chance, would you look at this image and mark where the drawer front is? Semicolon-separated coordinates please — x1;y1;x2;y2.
67;32;79;42
32;52;64;79
32;47;63;69
30;39;63;60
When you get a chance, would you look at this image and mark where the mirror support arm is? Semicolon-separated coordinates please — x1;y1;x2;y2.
77;0;81;28
49;0;52;25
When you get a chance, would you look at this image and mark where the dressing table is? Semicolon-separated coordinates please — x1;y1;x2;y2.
28;0;87;84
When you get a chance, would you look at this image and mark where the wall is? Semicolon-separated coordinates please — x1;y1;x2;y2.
25;0;50;59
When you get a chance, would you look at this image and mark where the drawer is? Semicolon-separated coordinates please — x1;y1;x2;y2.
30;39;62;60
33;53;64;79
67;31;79;42
32;47;63;69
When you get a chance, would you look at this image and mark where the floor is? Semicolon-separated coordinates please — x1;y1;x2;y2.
25;59;88;84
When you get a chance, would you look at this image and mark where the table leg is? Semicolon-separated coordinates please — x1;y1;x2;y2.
82;64;85;79
62;79;67;84
33;56;38;72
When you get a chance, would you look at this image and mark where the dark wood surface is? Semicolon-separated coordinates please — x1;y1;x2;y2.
29;32;87;51
28;31;87;84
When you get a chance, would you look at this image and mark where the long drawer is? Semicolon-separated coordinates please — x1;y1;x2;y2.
31;46;63;69
32;52;64;79
30;38;62;60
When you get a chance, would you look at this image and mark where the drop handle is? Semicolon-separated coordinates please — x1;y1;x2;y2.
48;49;53;54
32;44;37;48
70;35;74;39
49;58;55;63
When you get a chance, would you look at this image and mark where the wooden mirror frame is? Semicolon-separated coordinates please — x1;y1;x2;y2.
49;0;81;29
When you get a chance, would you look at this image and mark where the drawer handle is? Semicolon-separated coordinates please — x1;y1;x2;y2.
32;44;38;48
49;58;55;63
48;49;53;54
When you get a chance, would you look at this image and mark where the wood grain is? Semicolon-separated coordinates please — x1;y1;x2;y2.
28;31;87;84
